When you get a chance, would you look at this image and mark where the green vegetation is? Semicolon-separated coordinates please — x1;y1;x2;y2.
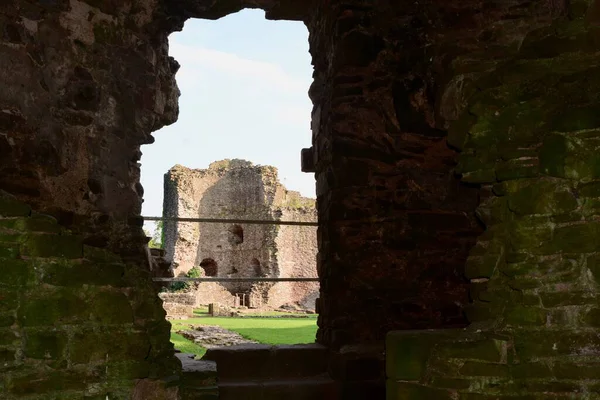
165;266;203;293
170;310;318;358
171;332;207;358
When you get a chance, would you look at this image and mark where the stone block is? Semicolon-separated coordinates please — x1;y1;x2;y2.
437;339;504;363
21;234;83;259
262;377;340;400
40;260;126;287
459;361;509;377
386;330;457;381
510;362;553;379
505;306;547;326
0;245;19;258
18;289;86;327
0;196;31;217
203;344;273;382
546;222;600;253
465;254;501;279
70;329;151;364
91;291;133;324
386;381;454;400
218;382;263;400
270;344;328;379
0;258;32;287
23;329;68;360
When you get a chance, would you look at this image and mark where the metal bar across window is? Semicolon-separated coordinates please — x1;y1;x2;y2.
152;277;319;282
143;216;318;227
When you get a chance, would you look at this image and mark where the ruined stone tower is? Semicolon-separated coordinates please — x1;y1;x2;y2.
163;159;318;309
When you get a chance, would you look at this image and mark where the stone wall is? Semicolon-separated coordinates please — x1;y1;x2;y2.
0;191;179;398
163;160;318;310
3;0;600;399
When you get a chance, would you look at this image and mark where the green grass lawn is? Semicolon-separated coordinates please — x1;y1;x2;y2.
170;311;318;358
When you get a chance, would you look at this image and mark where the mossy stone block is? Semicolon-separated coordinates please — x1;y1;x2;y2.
24;330;68;359
0;288;18;313
507;181;577;216
83;245;122;263
462;169;497;184
91;291;133;324
465;254;502;279
582;307;600;327
430;377;471;390
18;290;86;326
8;370;89;395
540;134;567;177
22;234;83;259
386;330;456;381
505;306;547;326
579;181;600;197
547;222;600;253
70;329;151;364
0;245;19;258
587;254;600;283
0;197;31;217
0;348;15;363
554;362;600;379
0;328;17;345
459;361;509;377
510;362;553;379
386;381;454;400
0;258;32;287
40;260;125;287
106;360;152;381
541;291;594;307
437;339;504;363
0;314;15;327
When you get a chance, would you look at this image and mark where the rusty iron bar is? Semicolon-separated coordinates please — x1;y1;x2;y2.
143;216;318;227
152;277;319;282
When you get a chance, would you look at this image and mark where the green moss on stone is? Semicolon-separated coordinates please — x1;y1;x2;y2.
0;258;32;287
91;291;133;324
459;361;509;377
546;222;600;253
386;330;455;381
387;381;454;400
21;233;83;259
18;289;86;327
539;134;567;177
510;362;553;379
506;180;577;216
505;306;547;326
465;254;502;279
437;339;504;363
24;330;68;360
0;197;31;217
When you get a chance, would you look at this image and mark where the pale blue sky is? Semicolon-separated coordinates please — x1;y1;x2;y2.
140;10;315;220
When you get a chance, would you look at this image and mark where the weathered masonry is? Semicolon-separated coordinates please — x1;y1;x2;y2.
2;0;600;399
163;160;318;310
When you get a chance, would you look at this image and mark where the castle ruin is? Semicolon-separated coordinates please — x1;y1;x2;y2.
163;159;318;310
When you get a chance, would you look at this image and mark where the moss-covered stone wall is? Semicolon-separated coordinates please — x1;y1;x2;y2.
387;7;600;399
0;192;179;399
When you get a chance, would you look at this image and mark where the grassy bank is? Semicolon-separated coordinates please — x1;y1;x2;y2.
170;310;318;358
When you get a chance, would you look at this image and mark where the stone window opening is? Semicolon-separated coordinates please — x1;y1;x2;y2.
228;224;244;245
251;258;263;276
199;258;218;276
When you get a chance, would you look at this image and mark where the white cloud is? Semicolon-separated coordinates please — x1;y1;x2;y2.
169;42;310;94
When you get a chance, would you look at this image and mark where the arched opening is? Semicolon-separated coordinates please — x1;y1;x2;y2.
227;224;244;245
140;9;320;381
199;258;218;276
251;257;262;276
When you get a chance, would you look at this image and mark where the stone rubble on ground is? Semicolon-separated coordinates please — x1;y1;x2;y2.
178;325;258;348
